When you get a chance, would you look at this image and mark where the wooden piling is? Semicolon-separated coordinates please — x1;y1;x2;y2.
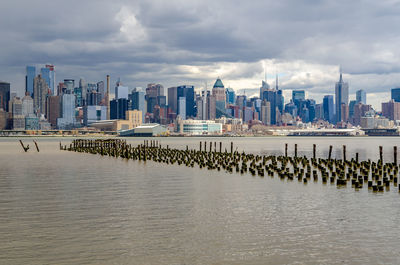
343;145;346;161
294;144;297;157
313;144;316;159
285;143;288;157
329;145;332;160
231;142;233;154
394;146;397;164
33;140;40;152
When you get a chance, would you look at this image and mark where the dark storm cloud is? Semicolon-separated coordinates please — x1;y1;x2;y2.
0;0;400;107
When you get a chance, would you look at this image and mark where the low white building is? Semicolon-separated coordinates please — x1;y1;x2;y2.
177;119;222;135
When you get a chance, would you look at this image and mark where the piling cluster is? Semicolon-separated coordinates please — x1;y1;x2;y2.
61;139;400;193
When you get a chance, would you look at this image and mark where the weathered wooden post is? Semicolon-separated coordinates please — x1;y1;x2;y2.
328;145;333;160
219;142;222;153
379;146;383;163
294;144;297;157
231;142;233;154
200;141;202;152
285;143;288;157
394;146;397;164
343;145;346;161
313;144;316;159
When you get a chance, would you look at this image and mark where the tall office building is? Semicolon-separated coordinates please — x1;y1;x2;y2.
130;89;146;121
382;100;400;121
0;81;10;112
168;87;178;114
177;85;195;118
146;83;163;114
212;78;226;117
46;95;61;127
64;79;75;94
391;88;400;102
349;100;357;118
57;94;76;129
22;94;34;116
335;71;349;122
226;87;235;105
323;95;334;123
261;101;271;125
26;66;36;97
33;75;49;115
115;80;129;99
41;65;55;95
260;80;270;101
356;89;366;104
178;97;186;120
11;97;25;130
97;81;105;102
79;78;87;105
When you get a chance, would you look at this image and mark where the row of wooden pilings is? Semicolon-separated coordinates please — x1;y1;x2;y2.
60;139;400;193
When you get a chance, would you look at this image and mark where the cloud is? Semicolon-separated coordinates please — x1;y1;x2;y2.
0;0;399;110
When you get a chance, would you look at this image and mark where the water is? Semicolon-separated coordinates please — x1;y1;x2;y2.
1;137;400;264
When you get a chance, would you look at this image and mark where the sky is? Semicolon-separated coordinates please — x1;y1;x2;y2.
1;0;400;110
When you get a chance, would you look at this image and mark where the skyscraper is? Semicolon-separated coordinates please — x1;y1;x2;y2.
391;88;400;103
33;75;49;115
22;93;34;116
226;87;235;105
41;65;55;95
26;66;36;97
323;95;334;123
335;71;349;122
167;87;178;114
115;79;129;99
0;81;10;112
178;97;186;120
11;97;25;130
212;78;226;118
177;85;195;118
382;100;400;121
130;89;146;121
356;89;366;104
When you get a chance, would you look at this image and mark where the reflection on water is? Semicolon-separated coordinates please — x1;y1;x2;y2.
1;137;400;264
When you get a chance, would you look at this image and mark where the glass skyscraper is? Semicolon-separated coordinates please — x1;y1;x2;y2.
177;85;195;118
26;66;36;97
335;72;349;122
323;95;334;123
391;88;400;102
356;89;366;104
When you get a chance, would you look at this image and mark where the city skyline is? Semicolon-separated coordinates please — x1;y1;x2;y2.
1;1;400;110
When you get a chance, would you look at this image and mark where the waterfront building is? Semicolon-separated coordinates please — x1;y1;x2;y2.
335;72;349;122
91;110;142;131
25;114;39;130
11;97;25;130
341;103;349;122
0;81;10;112
26;66;36;97
83;105;107;126
0;109;7;129
356;89;366;104
33;75;49;115
177;119;222;135
382;100;400;121
323;95;334;123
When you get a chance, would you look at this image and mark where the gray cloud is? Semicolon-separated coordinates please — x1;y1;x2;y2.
0;0;400;110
